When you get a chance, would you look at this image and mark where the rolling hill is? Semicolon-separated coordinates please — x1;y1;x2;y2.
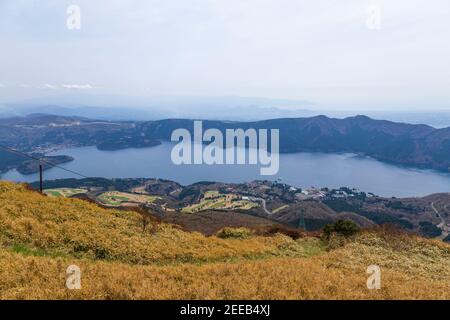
0;181;449;299
30;177;450;240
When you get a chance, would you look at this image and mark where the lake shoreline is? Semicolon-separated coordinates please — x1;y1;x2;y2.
1;142;450;198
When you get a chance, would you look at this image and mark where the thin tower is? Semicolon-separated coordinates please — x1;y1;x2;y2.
298;209;306;231
39;161;43;193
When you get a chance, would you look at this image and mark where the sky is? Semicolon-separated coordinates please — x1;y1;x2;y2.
0;0;450;111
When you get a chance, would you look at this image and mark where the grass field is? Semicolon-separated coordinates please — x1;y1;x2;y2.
1;181;449;300
44;188;88;198
182;192;258;213
96;191;159;207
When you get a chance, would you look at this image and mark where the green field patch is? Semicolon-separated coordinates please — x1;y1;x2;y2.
272;205;289;214
182;192;259;213
44;188;88;198
203;190;219;198
97;191;159;207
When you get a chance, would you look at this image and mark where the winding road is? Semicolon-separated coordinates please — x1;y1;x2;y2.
251;197;272;215
431;202;449;241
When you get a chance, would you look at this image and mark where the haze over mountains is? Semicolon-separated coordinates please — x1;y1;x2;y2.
2;96;450;128
0;95;316;121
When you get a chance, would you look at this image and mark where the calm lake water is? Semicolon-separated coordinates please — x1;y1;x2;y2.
2;142;450;197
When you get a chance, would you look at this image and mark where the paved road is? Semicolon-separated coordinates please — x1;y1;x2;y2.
252;197;272;215
431;202;449;241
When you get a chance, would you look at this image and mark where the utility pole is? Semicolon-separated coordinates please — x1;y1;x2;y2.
39;162;43;193
298;209;306;231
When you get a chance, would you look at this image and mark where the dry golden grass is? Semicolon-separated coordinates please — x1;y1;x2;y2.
0;181;449;300
0;182;312;265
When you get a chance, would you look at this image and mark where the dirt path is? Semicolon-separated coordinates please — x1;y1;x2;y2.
431;202;449;241
260;198;272;215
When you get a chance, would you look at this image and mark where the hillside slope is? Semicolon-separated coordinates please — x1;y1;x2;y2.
0;181;449;300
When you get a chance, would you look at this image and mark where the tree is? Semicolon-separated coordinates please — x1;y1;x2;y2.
323;220;360;240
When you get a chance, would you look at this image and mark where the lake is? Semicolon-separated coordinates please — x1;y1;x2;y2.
1;142;450;197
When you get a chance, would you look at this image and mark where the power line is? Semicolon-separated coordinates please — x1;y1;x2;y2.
0;144;89;179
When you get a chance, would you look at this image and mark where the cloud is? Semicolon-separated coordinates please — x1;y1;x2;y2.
1;0;450;110
13;83;94;91
0;84;4;88
43;83;58;90
62;84;94;90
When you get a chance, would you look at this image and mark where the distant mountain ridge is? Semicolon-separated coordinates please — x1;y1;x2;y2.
136;115;450;172
0;114;449;173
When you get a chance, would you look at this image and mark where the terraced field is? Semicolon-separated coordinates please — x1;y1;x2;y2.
182;191;259;213
97;191;160;207
44;188;88;198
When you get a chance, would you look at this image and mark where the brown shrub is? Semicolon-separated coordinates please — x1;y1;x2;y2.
254;225;305;240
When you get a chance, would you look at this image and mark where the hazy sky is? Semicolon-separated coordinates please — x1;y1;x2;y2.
1;0;450;110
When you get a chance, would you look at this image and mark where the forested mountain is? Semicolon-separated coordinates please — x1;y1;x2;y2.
1;114;449;173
